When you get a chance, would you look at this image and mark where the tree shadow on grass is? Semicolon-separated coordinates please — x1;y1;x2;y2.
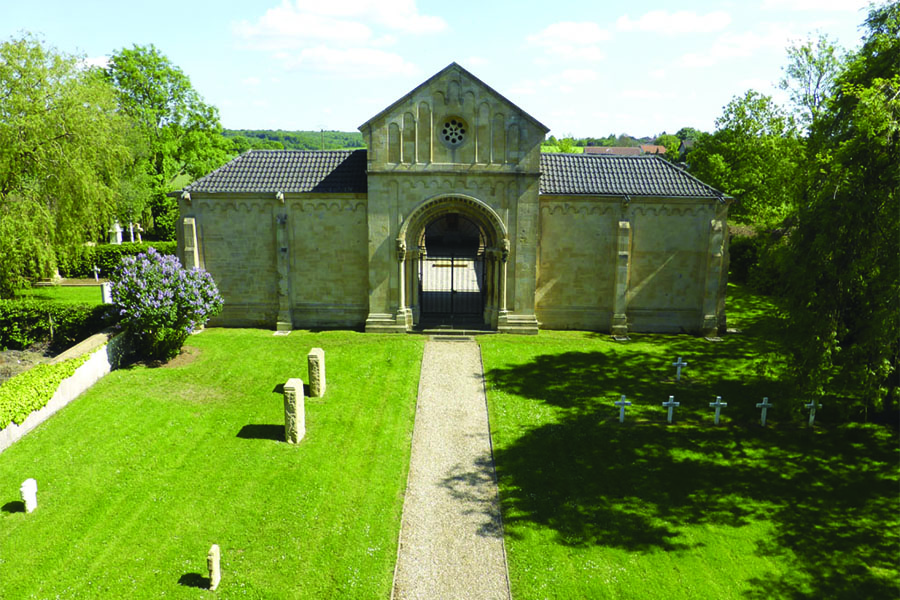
1;500;24;513
486;350;900;599
237;424;283;441
178;573;210;589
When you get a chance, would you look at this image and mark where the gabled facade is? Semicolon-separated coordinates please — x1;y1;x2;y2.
175;63;730;336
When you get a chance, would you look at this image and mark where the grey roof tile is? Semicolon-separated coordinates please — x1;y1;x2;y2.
184;149;367;194
540;153;726;199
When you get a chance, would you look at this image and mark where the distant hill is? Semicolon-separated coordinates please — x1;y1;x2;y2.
223;129;365;152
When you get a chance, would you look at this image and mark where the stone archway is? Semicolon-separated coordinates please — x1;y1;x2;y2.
396;195;509;330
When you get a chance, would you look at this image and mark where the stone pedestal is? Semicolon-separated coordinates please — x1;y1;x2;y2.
307;348;326;397
207;544;221;591
20;478;37;513
283;378;305;444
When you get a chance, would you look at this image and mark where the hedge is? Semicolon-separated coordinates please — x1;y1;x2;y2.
0;354;89;429
58;242;178;278
0;300;115;352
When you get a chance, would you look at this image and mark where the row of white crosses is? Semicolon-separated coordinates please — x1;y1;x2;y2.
614;394;823;426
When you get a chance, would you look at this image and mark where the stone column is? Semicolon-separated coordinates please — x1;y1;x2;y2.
181;217;200;270
700;218;727;336
307;348;326;398
499;238;509;314
283;378;305;444
612;221;632;336
275;202;292;332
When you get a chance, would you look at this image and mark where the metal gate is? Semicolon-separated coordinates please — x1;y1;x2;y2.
418;254;484;317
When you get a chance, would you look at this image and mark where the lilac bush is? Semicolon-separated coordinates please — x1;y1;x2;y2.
110;248;223;361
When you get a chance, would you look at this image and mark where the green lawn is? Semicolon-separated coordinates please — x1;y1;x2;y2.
16;284;105;305
0;329;423;598
480;285;899;599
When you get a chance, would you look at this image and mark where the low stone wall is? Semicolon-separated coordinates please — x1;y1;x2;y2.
0;331;124;455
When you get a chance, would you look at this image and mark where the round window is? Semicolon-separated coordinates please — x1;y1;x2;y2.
440;117;467;148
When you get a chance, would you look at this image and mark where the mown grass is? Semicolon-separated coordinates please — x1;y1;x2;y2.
16;285;105;306
0;329;423;598
481;284;899;600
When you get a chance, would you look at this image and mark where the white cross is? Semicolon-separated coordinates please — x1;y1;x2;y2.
805;401;822;427
709;396;727;425
756;397;773;427
615;395;632;423
661;395;680;423
92;264;100;282
672;356;688;381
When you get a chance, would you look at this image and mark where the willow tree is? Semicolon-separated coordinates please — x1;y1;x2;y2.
0;35;131;297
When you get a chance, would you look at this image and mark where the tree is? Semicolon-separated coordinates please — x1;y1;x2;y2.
0;35;131;297
780;2;900;416
654;133;681;162
105;45;229;240
780;34;842;130
688;90;802;225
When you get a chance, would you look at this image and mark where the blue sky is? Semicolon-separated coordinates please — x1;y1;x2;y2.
2;0;872;138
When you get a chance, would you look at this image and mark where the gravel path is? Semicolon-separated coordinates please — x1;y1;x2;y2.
392;338;512;600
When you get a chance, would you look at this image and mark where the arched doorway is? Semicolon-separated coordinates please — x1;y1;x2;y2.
396;195;509;331
418;214;485;323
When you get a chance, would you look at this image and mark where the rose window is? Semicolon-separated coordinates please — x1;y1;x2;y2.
441;117;467;147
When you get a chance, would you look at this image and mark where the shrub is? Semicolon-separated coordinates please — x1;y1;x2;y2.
58;242;178;278
0;355;89;429
0;300;114;351
110;248;223;361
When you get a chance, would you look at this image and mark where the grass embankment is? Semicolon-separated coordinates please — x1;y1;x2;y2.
0;329;423;598
16;284;104;305
481;284;899;600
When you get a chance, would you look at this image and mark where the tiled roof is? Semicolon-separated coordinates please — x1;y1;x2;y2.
183;149;367;194
583;146;643;156
180;149;725;200
540;153;726;199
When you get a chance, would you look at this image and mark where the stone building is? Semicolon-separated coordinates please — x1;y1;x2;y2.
175;63;730;335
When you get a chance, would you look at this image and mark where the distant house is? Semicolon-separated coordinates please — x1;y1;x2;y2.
640;144;667;155
583;146;643;156
678;139;695;158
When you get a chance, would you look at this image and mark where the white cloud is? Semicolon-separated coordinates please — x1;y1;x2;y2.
617;10;732;34
761;0;868;11
80;56;109;70
678;23;795;68
242;77;262;86
527;21;610;62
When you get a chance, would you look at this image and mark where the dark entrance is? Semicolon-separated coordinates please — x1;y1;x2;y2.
418;214;485;324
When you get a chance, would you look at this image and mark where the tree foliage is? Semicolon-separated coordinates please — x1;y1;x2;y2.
688;90;803;225
105;45;230;240
0;35;131;297
780;34;842;130
781;2;900;415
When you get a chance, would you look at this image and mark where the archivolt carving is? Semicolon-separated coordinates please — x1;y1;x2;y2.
399;194;507;249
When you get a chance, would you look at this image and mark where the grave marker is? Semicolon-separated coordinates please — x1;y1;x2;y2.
805;401;822;427
756;397;773;427
92;264;100;282
672;356;688;381
207;544;221;591
615;395;632;423
283;378;305;444
662;396;680;423
101;282;113;304
20;478;37;513
709;396;727;425
307;348;326;397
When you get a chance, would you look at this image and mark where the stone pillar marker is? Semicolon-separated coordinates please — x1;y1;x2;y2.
101;281;113;304
207;544;221;591
307;348;326;398
283;378;305;444
756;397;773;427
672;356;688;381
805;401;822;427
709;396;727;425
662;395;680;424
20;478;37;513
614;395;632;423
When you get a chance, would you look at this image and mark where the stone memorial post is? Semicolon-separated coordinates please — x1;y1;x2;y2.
662;395;680;423
92;264;100;282
20;478;37;513
756;397;773;427
805;401;822;427
207;544;221;591
672;356;688;381
615;395;632;423
101;282;113;304
709;396;727;425
307;348;326;398
283;378;305;444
